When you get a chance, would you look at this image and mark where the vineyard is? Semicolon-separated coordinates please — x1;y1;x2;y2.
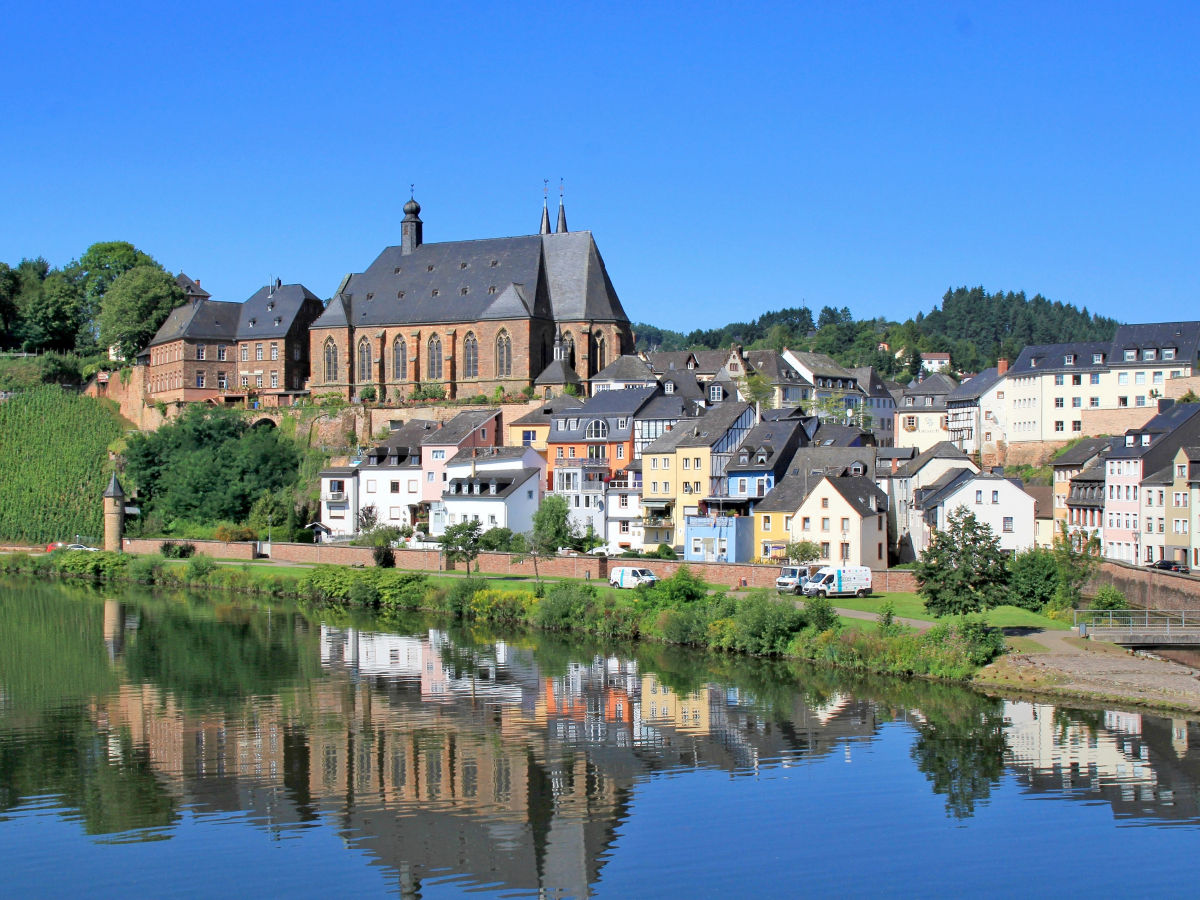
0;386;126;543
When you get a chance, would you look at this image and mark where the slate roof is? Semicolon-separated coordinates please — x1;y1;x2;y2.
825;476;889;518
642;351;708;376
534;358;583;386
569;385;658;417
1110;322;1200;366
365;419;439;460
443;467;541;500
1009;341;1114;376
744;350;812;387
591;355;656;383
788;351;855;381
149;283;322;347
810;423;873;447
636;393;701;422
420;409;501;445
311;228;629;330
895;441;973;478
1050;437;1113;468
1143;464;1175;487
659;370;706;401
176;272;210;301
916;469;1026;509
728;420;807;474
446;446;533;465
1070;461;1107;484
510;395;582;425
785;446;877;479
103;472;124;499
849;366;892;400
946;367;1004;404
667;401;753;448
753;473;815;513
642;424;695;455
1106;403;1200;459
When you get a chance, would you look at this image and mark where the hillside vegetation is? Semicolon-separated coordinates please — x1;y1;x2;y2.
635;286;1120;379
0;385;125;543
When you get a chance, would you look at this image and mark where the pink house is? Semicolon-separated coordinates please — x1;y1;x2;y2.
421;409;502;505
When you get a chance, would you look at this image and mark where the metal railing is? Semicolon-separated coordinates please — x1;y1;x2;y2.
326;492;346;502
1075;609;1200;631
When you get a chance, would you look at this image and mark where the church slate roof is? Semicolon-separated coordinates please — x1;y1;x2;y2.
312;227;629;331
534;359;583;386
592;355;657;384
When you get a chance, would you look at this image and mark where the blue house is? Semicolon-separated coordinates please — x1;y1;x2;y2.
683;515;755;562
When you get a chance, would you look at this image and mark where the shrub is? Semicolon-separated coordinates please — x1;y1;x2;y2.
377;572;430;610
128;553;166;583
468;589;535;622
877;599;897;634
804;595;839;633
654;543;677;559
1091;584;1129;610
359;385;377;402
185;554;217;581
640;566;707;606
708;593;806;655
159;540;195;559
479;527;516;552
54;549;129;579
214;524;258;542
534;581;597;630
447;576;489;615
348;578;381;608
373;544;396;568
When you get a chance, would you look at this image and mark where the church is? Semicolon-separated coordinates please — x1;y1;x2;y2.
309;196;635;401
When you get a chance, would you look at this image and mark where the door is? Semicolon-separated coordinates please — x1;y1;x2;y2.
703;538;715;562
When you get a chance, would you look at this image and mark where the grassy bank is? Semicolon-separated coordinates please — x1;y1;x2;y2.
1;550;1008;681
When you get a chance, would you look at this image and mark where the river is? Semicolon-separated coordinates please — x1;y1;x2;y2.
1;578;1198;898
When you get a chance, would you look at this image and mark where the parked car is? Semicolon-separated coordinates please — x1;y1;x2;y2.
802;566;873;598
1151;559;1189;573
45;542;67;552
609;567;659;589
66;543;99;552
776;566;816;595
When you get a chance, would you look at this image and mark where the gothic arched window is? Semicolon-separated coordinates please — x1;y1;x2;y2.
427;335;442;380
563;332;575;368
495;330;512;377
393;337;407;381
357;338;372;383
324;340;338;383
463;333;478;378
595;335;606;372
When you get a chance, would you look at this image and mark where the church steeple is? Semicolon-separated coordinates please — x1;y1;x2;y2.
555;180;568;233
540;200;551;234
553;326;564;360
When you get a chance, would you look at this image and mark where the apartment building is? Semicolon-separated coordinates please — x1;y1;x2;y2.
1101;402;1200;564
717;417;812;513
896;373;958;453
849;366;897;446
945;364;1007;461
912;469;1036;555
1050;438;1111;524
436;447;545;537
1066;462;1106;548
782;349;859;407
1006;324;1200;446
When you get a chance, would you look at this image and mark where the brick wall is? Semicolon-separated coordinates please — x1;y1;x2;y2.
1081;407;1157;439
1087;559;1200;611
121;538;257;559
1165;376;1200;400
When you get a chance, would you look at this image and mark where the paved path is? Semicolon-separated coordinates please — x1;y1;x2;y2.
833;606;934;631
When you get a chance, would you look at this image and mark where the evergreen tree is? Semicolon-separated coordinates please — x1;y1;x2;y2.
914;506;1010;616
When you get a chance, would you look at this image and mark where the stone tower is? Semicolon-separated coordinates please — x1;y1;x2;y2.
103;473;125;553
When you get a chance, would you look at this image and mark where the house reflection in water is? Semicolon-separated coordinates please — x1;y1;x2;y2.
83;605;1200;898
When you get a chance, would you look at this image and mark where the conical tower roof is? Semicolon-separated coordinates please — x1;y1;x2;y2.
102;472;125;499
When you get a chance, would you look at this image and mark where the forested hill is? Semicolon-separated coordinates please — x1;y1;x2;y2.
634;286;1119;380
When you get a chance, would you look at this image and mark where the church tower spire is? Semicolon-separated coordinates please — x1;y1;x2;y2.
540;180;551;234
555;179;568;233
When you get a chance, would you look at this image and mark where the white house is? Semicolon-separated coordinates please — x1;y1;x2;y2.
605;461;645;553
922;352;951;373
912;468;1036;555
318;465;361;539
433;446;546;536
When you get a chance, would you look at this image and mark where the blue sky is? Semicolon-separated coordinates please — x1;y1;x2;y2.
2;1;1197;329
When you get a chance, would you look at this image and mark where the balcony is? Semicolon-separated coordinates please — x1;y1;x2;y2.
326;492;346;502
644;516;674;528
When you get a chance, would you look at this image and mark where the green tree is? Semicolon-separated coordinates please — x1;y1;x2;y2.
914;506;1009;616
75;241;158;349
0;262;21;345
786;540;823;565
17;267;84;352
248;490;292;540
441;519;483;570
738;372;775;409
1007;547;1059;611
479;526;515;551
99;265;184;360
514;494;575;584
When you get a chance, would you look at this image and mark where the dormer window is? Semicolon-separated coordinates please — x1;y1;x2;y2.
739;452;749;464
431;289;439;297
490;260;498;267
1142;434;1152;446
1144;349;1157;361
757;454;767;465
1124;349;1137;361
488;286;496;294
274;317;282;326
460;287;468;295
460;262;468;269
1126;435;1136;447
1030;358;1038;367
1093;353;1104;364
397;290;405;298
1164;348;1176;360
394;267;401;274
427;265;435;272
688;360;695;369
248;318;256;327
710;385;722;402
617;418;627;428
665;381;675;394
488;479;497;494
366;293;374;300
1064;354;1075;365
267;301;274;311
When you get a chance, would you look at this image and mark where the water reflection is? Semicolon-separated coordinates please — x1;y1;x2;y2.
2;581;1200;898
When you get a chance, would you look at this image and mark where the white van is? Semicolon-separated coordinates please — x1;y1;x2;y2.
802;566;872;598
610;567;659;589
776;566;817;595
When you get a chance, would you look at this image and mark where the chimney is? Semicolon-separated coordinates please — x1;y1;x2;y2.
1160;398;1175;412
195;279;200;287
401;197;423;256
997;358;1009;376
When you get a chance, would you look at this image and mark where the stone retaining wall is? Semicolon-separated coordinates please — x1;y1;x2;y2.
1087;560;1200;611
120;537;257;559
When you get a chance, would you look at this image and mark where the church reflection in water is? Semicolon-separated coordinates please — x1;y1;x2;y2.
40;600;1200;896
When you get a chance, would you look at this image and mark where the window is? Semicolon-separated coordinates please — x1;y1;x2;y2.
393;338;407;379
427;471;434;482
802;517;811;530
324;341;338;382
840;518;850;532
1118;372;1129;385
617;445;624;459
568;446;576;457
586;419;608;439
365;479;376;493
255;374;263;388
196;343;206;360
662;457;670;469
271;371;278;388
1136;396;1146;407
1055;374;1064;386
495;330;512;377
620;520;630;533
1164;348;1176;360
1072;397;1082;407
195;372;205;388
651;481;658;493
663;481;670;492
1002;517;1014;533
992;491;999;504
241;344;249;362
820;542;830;558
1118;396;1128;407
1072;421;1082;432
762;516;771;531
217;344;226;361
555;447;564;458
821;518;830;531
356;338;372;383
976;490;983;504
271;343;279;360
1124;350;1136;362
710;385;722;402
217;371;226;390
389;481;400;494
427;335;442;380
1055;421;1064;432
682;457;690;469
1072;374;1082;385
1064;354;1075;366
1090;397;1100;407
462;332;478;378
1055;398;1064;408
241;375;249;388
256;343;263;361
821;497;829;508
1144;349;1157;360
1153;371;1163;385
1136;372;1146;385
294;344;301;361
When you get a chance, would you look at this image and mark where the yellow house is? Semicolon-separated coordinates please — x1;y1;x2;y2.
642;402;755;549
754;472;888;568
506;396;581;452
